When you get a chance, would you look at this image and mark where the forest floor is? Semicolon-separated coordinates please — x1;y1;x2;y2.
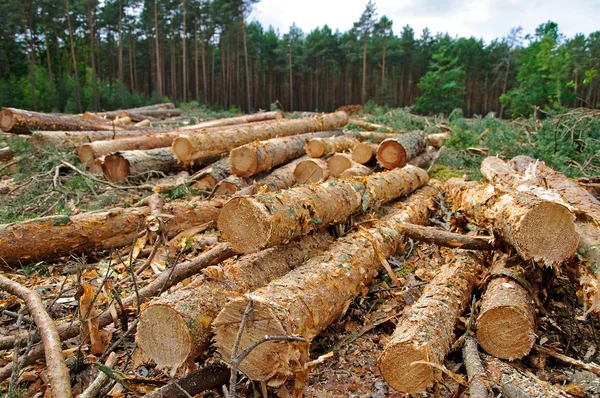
0;104;599;397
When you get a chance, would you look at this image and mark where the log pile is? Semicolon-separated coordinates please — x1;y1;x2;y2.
2;105;600;398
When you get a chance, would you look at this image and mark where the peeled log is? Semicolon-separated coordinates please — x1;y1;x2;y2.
0;107;126;133
214;184;440;382
476;255;537;360
327;153;355;177
137;230;334;370
378;251;483;394
341;163;372;178
172;111;348;163
191;157;230;191
352;142;378;165
445;178;579;268
218;165;429;253
230;130;342;178
178;111;282;131
0;198;225;265
304;136;360;158
102;148;180;182
293;158;329;184
377;132;429;169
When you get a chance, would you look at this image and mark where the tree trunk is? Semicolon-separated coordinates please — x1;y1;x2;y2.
182;0;187;102
218;165;428;253
0;108;125;134
214;175;254;196
20;2;36;110
476;255;538;360
137;230;334;370
377;132;429;169
178;111;282;131
340;163;372;178
289;46;293;110
237;156;308;196
192;157;231;191
241;13;251;112
304;136;360;158
102;148;180;182
378;251;483;394
381;45;386;101
30;130;156;148
230;130;343;177
194;19;199;100
41;9;55;110
64;0;81;112
293;158;329;184
362;39;367;103
214;184;440;382
154;0;163;96
118;0;124;107
444;178;579;268
327;153;357;177
0;198;225;265
352;142;378;164
87;0;100;111
172;111;348;163
349;119;395;133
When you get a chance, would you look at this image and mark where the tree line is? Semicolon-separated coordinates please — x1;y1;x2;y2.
0;0;598;117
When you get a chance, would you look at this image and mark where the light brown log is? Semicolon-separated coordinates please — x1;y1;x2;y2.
230;130;343;178
483;355;569;398
349;119;395;133
30;129;162;148
444;178;579;268
0;274;73;398
427;133;449;148
95;103;175;119
408;146;438;168
214;184;440;382
177;111;282;131
340;163;372;178
304;136;360;158
172;111;348;163
191;157;230;190
378;251;483;394
396;223;496;250
236;157;306;196
120;108;181;120
218;165;429;253
293;158;329;184
88;156;105;175
327;153;354;177
214;175;253;196
151;171;190;194
0;198;225;265
102;147;180;182
0;107;125;133
0;146;13;162
113;116;132;125
476;256;537;360
137;230;334;369
135;119;152;127
352;142;379;164
377;131;429;169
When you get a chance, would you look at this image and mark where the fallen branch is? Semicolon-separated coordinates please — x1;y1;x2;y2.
534;344;600;376
462;336;491;398
0;274;73;398
142;363;230;398
396;222;496;250
79;352;118;398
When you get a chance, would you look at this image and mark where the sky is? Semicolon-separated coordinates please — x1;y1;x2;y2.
250;0;600;43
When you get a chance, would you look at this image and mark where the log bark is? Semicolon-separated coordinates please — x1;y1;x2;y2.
408;146;438;168
0;274;72;398
95;103;175;119
218;165;429;253
0;107;125;134
327;153;355;177
137;230;334;369
293;158;329;184
172;111;348;163
377;131;429;169
396;223;496;250
119;108;181;119
214;175;253;196
142;362;230;398
340;163;372;178
0;198;225;265
236;157;306;196
30;130;163;148
349;119;395;133
191;157;230;191
0;146;13;162
230;130;342;178
214;184;440;382
427;133;449;148
462;336;490;398
444;178;579;268
102;148;180;182
483;355;570;398
304;136;360;158
476;255;537;360
178;111;282;131
378;251;483;394
352;142;378;165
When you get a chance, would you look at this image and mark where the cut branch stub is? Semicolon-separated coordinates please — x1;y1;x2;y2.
376;132;428;169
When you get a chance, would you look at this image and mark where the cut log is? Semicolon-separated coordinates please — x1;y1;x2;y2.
214;175;253;196
304;136;360;158
30;130;162;148
113;116;132;125
95;103;175;119
88;156;105;175
0;146;14;162
427;133;449;148
408;146;438;168
483;355;570;398
293;158;329;184
153;171;190;194
0;107;126;133
236;157;306;196
218;165;429;253
172;111;348;163
190;157;231;191
230;130;343;178
102;148;180;182
214;183;440;382
178;111;282;131
120;108;181;120
0;198;225;265
327;153;354;177
137;230;334;370
135;119;152;127
444;178;579;268
352;142;379;165
341;163;372;178
378;251;483;394
349;119;395;133
376;131;429;169
395;223;496;250
476;255;537;360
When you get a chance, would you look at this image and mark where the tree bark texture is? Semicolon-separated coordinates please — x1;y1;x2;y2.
0;108;126;134
102;147;180;182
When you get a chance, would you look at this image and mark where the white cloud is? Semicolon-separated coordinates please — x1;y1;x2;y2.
250;0;600;42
